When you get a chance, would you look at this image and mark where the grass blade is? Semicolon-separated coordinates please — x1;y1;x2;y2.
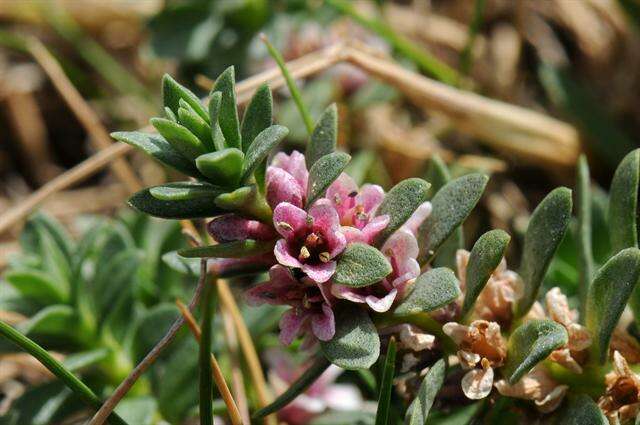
576;155;594;321
375;337;397;425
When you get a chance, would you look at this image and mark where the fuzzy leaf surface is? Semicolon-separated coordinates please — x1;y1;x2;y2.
406;358;445;425
306;103;338;167
394;268;460;316
241;125;289;183
241;84;273;151
212;66;241;149
151;117;207;160
609;148;639;253
129;186;224;219
306;151;351;206
195;149;244;187
333;243;392;287
178;240;275;259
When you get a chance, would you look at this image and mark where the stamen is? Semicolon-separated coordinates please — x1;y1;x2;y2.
299;246;311;260
305;215;313;226
319;252;331;263
333;194;341;205
277;221;293;231
305;233;321;247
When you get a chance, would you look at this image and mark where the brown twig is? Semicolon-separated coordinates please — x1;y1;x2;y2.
0;143;132;236
26;37;142;193
87;259;209;425
176;299;244;425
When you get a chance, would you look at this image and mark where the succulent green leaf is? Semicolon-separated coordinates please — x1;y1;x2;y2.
111;131;202;178
406;359;445;425
320;305;380;369
164;106;177;122
418;174;488;263
151;117;207;160
375;337;397;425
577;155;594;321
241;84;273;152
333;243;392;288
208;91;226;151
374;178;431;246
177;99;214;151
609;148;639;253
212;66;241;149
149;181;222;201
5;269;68;305
19;305;76;338
214;185;272;222
504;319;568;384
306;152;351;206
514;187;572;318
394;268;461;316
586;247;640;363
178;240;275;259
241;125;289;183
129;186;224;219
253;357;331;419
162;74;209;122
461;230;511;317
555;394;607;425
195;149;244;187
306;103;338;167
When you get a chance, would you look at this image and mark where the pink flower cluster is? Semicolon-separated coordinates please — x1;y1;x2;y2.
208;151;431;347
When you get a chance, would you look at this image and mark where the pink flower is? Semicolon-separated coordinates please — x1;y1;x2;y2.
266;151;309;209
273;200;347;283
207;214;277;243
331;229;420;312
265;349;363;425
246;265;335;344
326;173;389;244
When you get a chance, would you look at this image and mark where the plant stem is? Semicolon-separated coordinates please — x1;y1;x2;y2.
325;0;461;86
260;34;315;135
199;277;215;425
0;320;128;425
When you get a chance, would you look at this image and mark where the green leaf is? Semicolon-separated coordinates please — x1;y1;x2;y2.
374;178;431;246
504;319;568;384
214;185;272;222
19;305;76;338
0;320;128;425
208;91;226;151
241;84;273;152
178;240;275;259
461;230;511;317
91;249;139;322
406;359;445;425
418;174;488;262
333;243;392;288
162;74;209;122
306;151;351;206
4;269;68;305
111;131;202;178
375;337;397;425
514;187;572;318
212;66;241;149
199;279;214;425
241;125;289;183
162;251;200;275
577;155;594;321
320;305;380;369
149;181;221;201
394;268;461;316
195;149;244;187
555;394;607;425
609;148;639;253
151;117;207;160
115;397;156;425
22;213;74;261
62;348;110;372
306;103;338;167
586;247;640;363
129;186;224;219
253;357;331;419
165;106;177;121
424;154;450;199
177;99;214;151
131;303;180;362
311;411;375;425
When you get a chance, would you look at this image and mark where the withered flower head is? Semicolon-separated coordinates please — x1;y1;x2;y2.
495;367;568;413
598;351;640;424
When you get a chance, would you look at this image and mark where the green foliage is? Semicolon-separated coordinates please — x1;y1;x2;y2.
333;243;392;288
129;186;224;219
196;149;244;187
609;149;639;253
375;338;397;425
554;395;607;425
306;104;338;168
179;240;275;259
576;155;594;320
394;268;461;316
406;359;445;425
306;152;351;206
241;84;273;152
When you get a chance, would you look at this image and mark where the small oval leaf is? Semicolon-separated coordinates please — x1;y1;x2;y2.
555;394;607;425
212;66;241;149
333;243;392;288
241;84;273;152
406;359;445;425
151;117;207;160
504;319;568;384
394;268;461;316
241;125;289;183
320;305;380;370
208;91;226;151
195;149;244;187
162;74;208;122
177;100;214;151
306;103;337;167
149;181;222;201
514;187;573;318
214;185;272;222
129;187;224;219
418;174;488;262
5;269;68;305
586;247;640;363
609;148;639;253
306;152;351;207
461;230;511;317
178;240;275;259
374;178;431;246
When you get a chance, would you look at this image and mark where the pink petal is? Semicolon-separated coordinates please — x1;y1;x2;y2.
279;309;306;345
207;214;276;242
273;202;309;240
365;289;397;313
360;215;390;243
341;226;366;244
331;284;367;304
402;201;432;236
266;167;304;209
309;199;341;232
358;184;385;214
245;266;300;306
274;239;303;269
302;261;336;283
271;150;308;193
311;304;335;341
382;228;419;262
390;259;420;288
323;384;363;411
326;173;358;219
